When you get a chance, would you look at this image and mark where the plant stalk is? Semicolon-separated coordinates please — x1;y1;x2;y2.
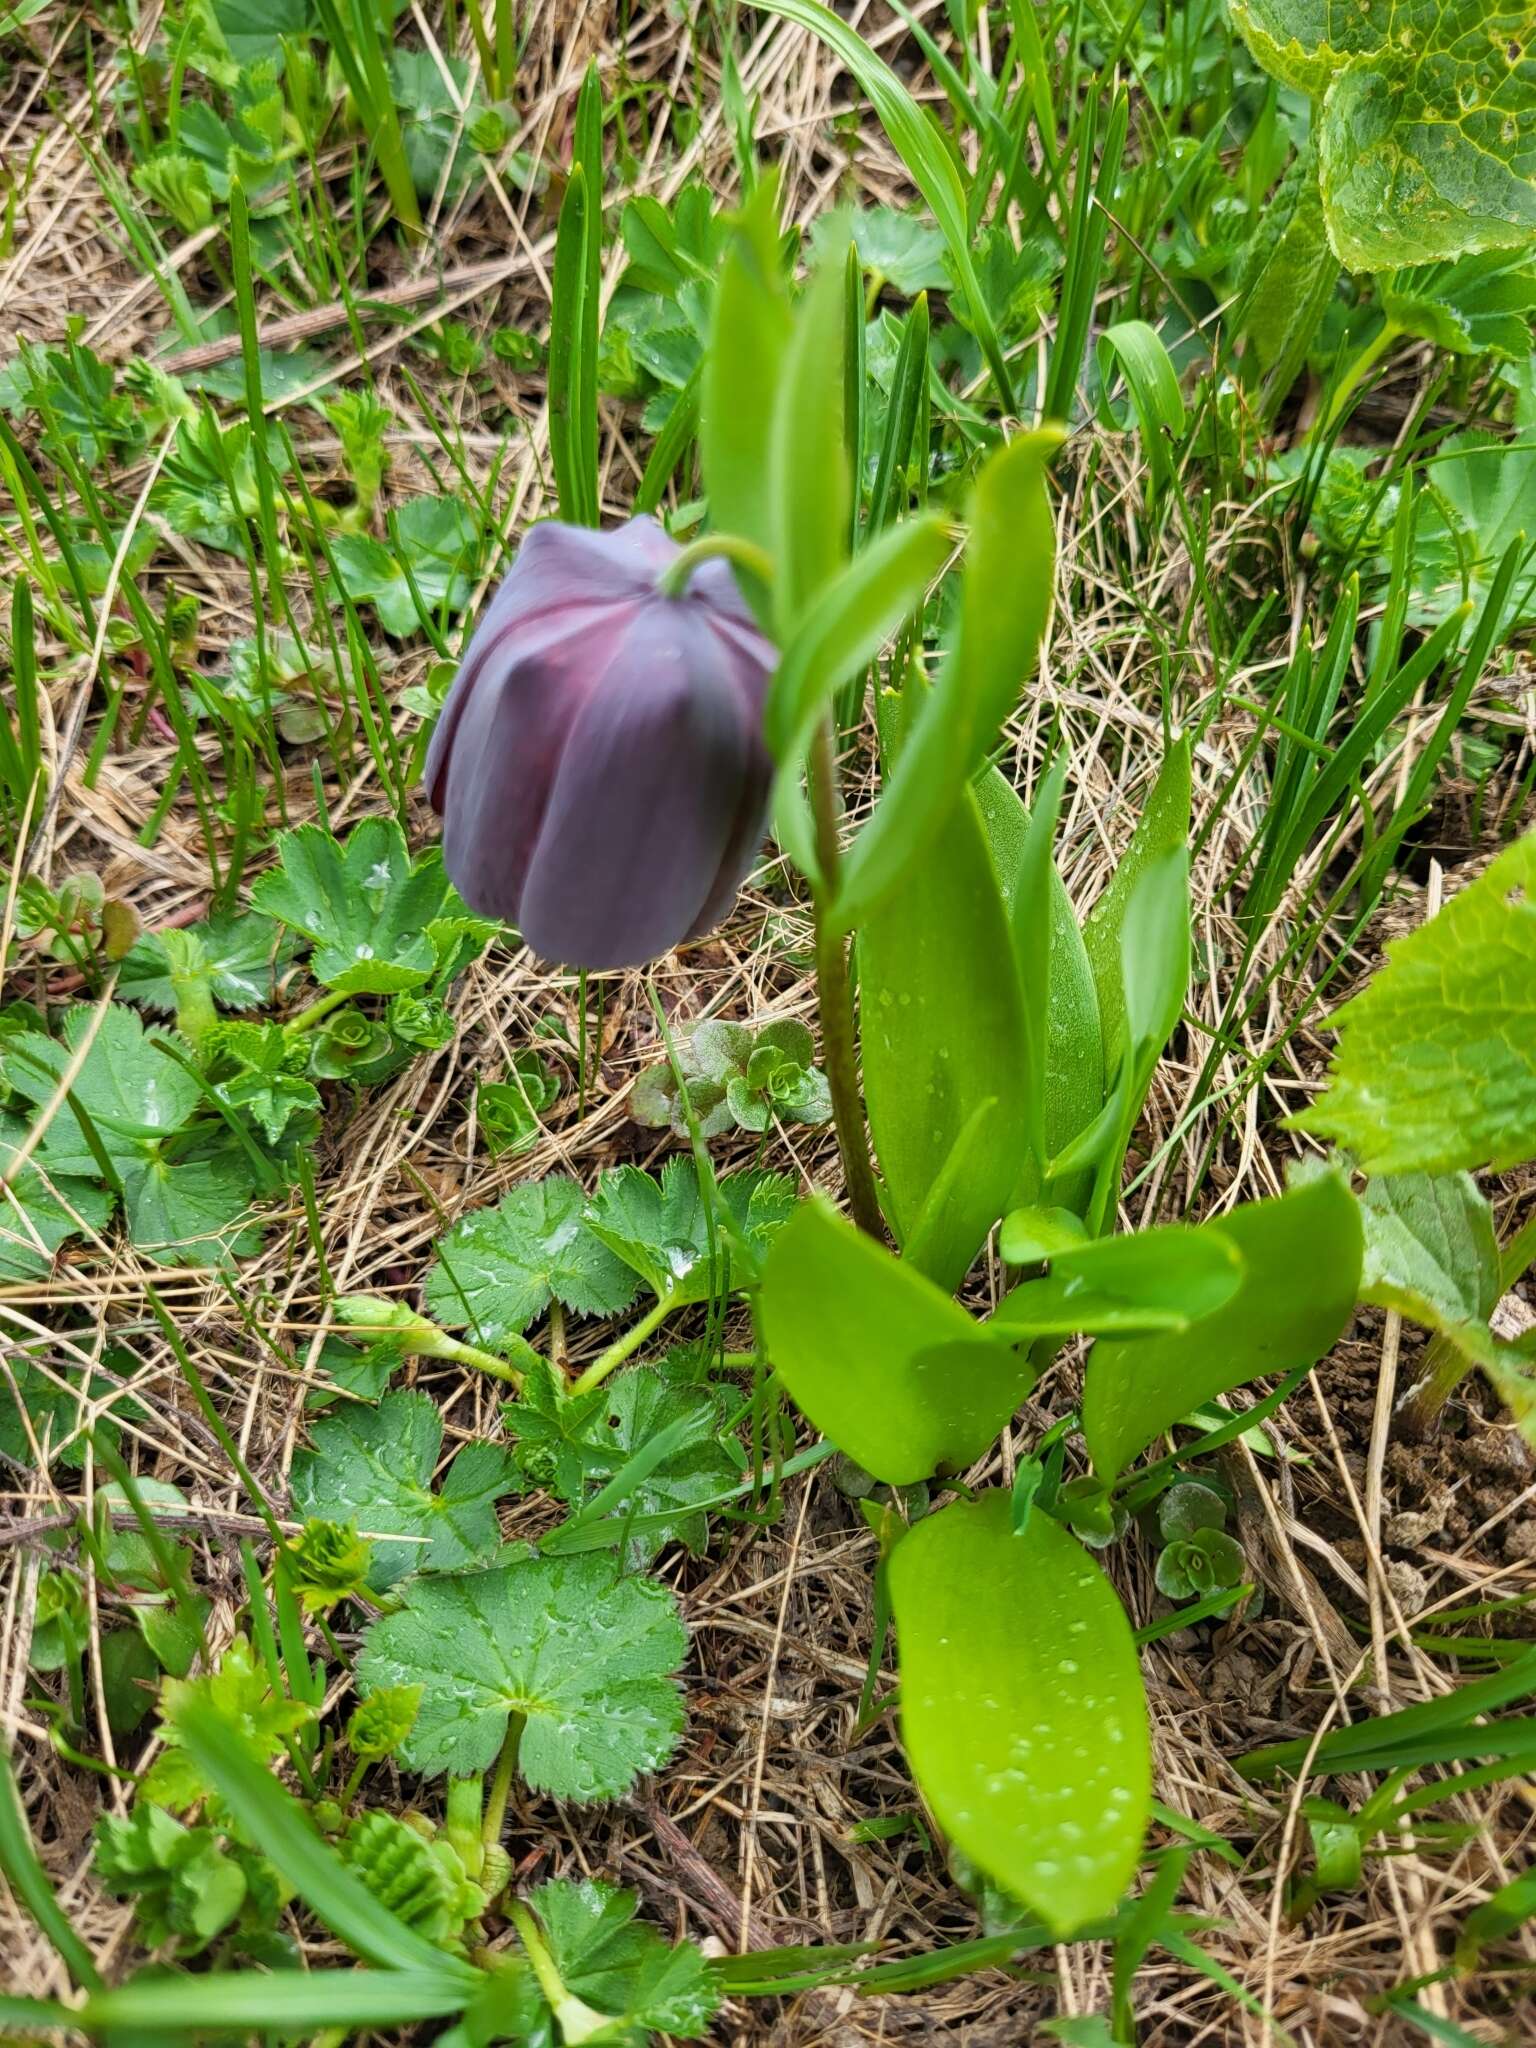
656;531;775;600
808;719;884;1238
569;1296;673;1396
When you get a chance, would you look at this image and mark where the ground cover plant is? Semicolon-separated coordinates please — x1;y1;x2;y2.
0;1;1534;2043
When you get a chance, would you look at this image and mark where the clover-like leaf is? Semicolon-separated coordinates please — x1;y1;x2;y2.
1231;0;1536;271
1293;833;1536;1174
354;1551;687;1792
251;815;491;996
424;1175;640;1344
289;1390;516;1592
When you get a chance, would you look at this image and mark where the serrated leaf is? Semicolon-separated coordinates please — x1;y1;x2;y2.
119;911;297;1014
3;1002;201;1141
289;1391;515;1592
586;1161;796;1304
529;1877;721;2040
354;1552;686;1792
1293;834;1536;1174
508;1366;736;1567
424;1176;640;1344
1358;1171;1501;1331
251;816;486;995
121;1147;259;1268
1384;250;1536;360
1231;0;1536;271
0;1115;112;1280
327;495;480;637
1408;432;1536;634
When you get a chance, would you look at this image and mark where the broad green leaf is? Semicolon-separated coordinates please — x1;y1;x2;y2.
1358;1172;1500;1332
700;177;791;571
859;785;1029;1286
3;1001;201;1140
810;203;950;295
354;1551;686;1792
251;816;489;996
1238;134;1339;400
1230;0;1536;271
751;0;1014;408
836;430;1061;928
586;1161;796;1302
527;1878;720;2040
888;1492;1149;1935
1081;736;1191;1073
975;763;1105;1191
1409;432;1536;635
119;911;297;1014
1082;1173;1362;1479
0;1115;112;1280
424;1176;640;1344
1384;251;1536;361
290;1391;516;1591
120;1148;258;1268
765;513;950;761
993;1217;1246;1336
1095;321;1186;500
758;1196;1028;1484
768;254;849;636
326;496;479;637
1292;833;1536;1174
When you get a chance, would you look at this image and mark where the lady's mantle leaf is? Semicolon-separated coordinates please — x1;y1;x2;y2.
251;815;490;996
354;1551;687;1792
118;911;298;1014
1293;834;1536;1174
528;1877;720;2039
289;1391;515;1591
586;1160;797;1304
1231;0;1536;271
424;1176;640;1343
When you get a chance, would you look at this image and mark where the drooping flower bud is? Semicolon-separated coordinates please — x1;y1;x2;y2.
424;516;775;969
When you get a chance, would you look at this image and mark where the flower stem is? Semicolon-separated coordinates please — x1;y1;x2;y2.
481;1712;524;1849
1312;320;1399;440
808;719;884;1239
569;1296;674;1396
657;531;775;600
285;987;351;1034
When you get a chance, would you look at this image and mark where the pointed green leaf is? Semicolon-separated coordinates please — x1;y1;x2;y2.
1081;737;1191;1073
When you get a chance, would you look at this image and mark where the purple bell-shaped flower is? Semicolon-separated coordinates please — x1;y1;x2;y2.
425;516;776;969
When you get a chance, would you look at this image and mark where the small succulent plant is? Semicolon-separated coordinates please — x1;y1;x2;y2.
632;1017;832;1140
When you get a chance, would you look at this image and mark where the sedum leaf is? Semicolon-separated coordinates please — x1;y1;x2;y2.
354;1550;687;1792
1292;833;1536;1174
1230;0;1536;271
889;1492;1149;1937
424;1175;640;1344
289;1391;516;1591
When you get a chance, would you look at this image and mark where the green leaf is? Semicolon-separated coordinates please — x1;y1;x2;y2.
585;1161;796;1304
1081;1173;1363;1481
1081;737;1191;1074
1409;432;1536;636
508;1365;736;1568
1358;1172;1501;1332
836;429;1061;926
121;1145;257;1268
0;1116;112;1280
354;1551;686;1792
812;204;950;295
769;254;850;637
165;1690;478;1984
993;1218;1246;1336
119;911;295;1015
859;784;1030;1286
424;1176;640;1345
765;513;949;762
3;1001;201;1141
251;816;487;996
1095;321;1186;501
700;177;792;574
1231;0;1536;271
326;496;479;637
289;1391;516;1592
759;1197;1029;1484
1292;832;1536;1174
1384;250;1536;360
1238;134;1340;401
888;1492;1149;1936
528;1878;720;2040
750;0;1014;408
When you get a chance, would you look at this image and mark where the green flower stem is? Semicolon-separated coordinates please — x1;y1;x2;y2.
569;1297;674;1397
284;987;352;1033
656;531;775;600
809;719;885;1239
1314;320;1400;439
